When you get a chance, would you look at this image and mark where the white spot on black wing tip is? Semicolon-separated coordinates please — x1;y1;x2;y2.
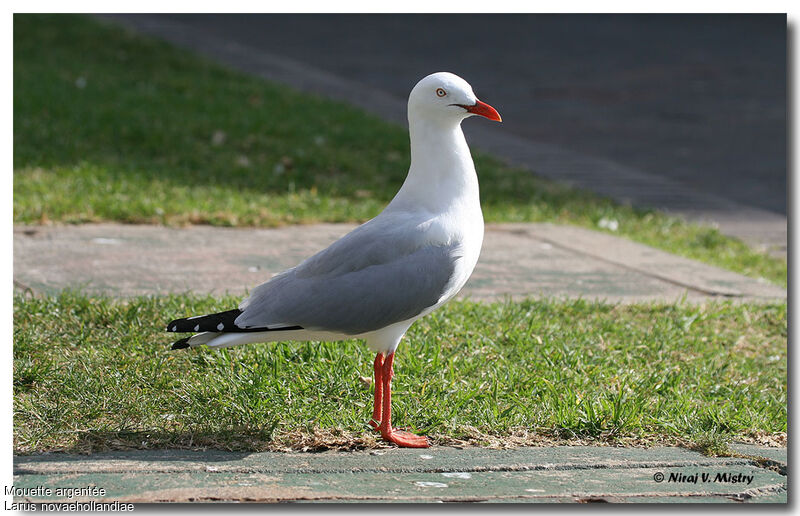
170;325;177;332
217;323;224;331
194;325;200;332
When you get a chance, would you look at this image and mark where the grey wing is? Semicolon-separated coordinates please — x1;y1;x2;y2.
235;242;461;335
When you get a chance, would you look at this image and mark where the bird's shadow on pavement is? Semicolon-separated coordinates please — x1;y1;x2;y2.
15;430;259;464
14;428;387;466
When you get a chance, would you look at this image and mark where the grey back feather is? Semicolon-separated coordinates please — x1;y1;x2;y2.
236;219;461;335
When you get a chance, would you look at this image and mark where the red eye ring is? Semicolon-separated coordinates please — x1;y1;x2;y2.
436;88;447;97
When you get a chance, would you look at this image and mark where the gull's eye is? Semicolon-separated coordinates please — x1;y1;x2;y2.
436;88;447;97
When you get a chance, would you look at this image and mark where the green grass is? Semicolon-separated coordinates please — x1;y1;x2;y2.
13;292;786;453
13;14;786;286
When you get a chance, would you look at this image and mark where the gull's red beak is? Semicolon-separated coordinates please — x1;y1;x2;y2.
465;100;502;122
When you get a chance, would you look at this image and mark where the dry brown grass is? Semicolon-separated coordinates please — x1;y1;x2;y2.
17;425;786;458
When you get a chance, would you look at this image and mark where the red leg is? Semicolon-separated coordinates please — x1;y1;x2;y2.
377;352;429;448
368;353;383;430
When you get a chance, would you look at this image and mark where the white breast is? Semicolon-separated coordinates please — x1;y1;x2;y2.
423;202;485;311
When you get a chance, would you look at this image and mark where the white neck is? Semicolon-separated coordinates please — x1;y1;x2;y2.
387;116;480;215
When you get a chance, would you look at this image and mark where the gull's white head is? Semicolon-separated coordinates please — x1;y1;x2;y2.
407;72;502;125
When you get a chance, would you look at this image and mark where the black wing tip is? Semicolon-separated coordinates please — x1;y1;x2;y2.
165;311;305;334
165;309;243;333
165;317;189;332
171;337;191;350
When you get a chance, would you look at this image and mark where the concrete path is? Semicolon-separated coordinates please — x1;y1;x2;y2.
12;445;786;503
13;223;784;303
98;14;787;257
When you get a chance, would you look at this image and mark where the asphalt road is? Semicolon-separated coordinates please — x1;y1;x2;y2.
158;14;786;215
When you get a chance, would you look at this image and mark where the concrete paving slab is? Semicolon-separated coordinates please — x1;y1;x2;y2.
13;223;785;303
10;446;759;474
13;447;786;503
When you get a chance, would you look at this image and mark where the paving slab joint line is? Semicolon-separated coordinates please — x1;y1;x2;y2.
725;453;787;476
558;483;788;502
485;224;757;298
532;234;741;298
732;483;788;502
563;483;787;503
11;457;761;476
106;483;787;504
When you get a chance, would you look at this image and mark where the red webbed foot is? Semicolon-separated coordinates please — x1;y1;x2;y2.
381;428;430;448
